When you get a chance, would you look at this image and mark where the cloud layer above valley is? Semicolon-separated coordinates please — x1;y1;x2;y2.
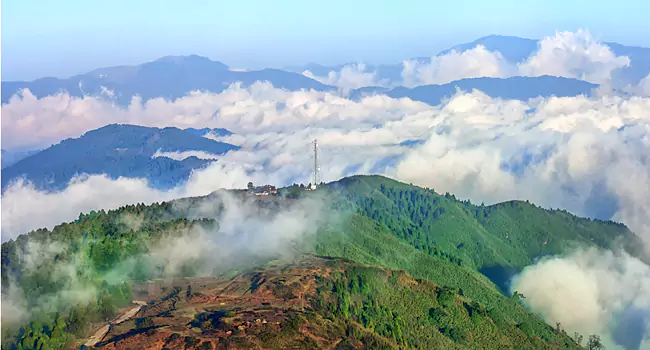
302;63;387;91
3;82;650;250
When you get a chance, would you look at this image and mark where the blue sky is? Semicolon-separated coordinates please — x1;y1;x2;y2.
2;0;649;81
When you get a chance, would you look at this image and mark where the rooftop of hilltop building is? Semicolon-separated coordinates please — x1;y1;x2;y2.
247;182;278;196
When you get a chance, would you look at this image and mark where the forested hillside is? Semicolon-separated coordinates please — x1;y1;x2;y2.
325;176;643;262
1;175;630;349
1;55;335;105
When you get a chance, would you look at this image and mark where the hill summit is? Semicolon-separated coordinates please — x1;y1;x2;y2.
2;174;637;348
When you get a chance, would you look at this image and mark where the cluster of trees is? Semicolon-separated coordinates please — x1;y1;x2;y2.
348;185;464;266
313;267;407;345
276;182;326;198
309;263;584;348
13;314;68;350
1;201;207;349
326;175;643;271
12;283;132;350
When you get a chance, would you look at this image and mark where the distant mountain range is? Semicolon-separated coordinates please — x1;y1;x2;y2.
0;58;601;109
1;127;233;170
440;35;650;85
290;35;650;87
1;55;334;105
3;35;647;107
350;76;597;105
1;148;42;169
286;61;405;86
1;124;238;192
436;35;540;63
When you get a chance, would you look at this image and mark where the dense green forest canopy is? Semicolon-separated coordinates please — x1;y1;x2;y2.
2;175;640;349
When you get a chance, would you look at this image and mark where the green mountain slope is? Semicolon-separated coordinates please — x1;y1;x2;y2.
1;175;632;349
325;175;643;270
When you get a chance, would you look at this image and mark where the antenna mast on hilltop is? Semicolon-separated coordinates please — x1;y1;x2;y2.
312;139;321;189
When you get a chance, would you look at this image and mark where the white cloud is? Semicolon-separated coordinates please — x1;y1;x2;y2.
1;163;256;238
95;189;330;286
1;82;428;150
1;239;101;328
3;86;650;253
518;29;631;85
640;74;650;96
511;248;650;349
144;190;328;277
370;29;631;88
152;149;221;161
303;63;389;91
392;92;650;252
100;86;115;97
402;45;515;87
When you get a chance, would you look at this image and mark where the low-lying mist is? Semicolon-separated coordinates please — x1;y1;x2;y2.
511;247;650;349
111;190;331;279
1;189;336;333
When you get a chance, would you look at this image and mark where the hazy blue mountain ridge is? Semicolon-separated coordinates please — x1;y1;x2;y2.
291;35;650;86
5;35;646;107
1;148;42;169
1;55;335;105
5;34;647;110
350;76;598;105
1;124;238;192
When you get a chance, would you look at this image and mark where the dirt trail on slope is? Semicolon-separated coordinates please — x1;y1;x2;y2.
84;300;147;347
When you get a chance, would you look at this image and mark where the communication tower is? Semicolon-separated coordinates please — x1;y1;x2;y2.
312;139;321;189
